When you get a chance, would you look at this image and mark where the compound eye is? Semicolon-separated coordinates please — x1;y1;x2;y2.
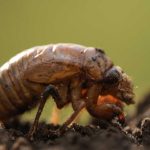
103;68;121;84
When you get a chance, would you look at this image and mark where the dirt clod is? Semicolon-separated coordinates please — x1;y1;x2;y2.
1;93;150;150
140;118;150;147
0;119;139;150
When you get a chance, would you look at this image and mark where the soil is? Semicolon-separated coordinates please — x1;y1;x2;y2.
1;94;150;150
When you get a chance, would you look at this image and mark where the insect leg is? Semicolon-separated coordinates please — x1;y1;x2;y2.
27;84;61;139
49;81;70;124
86;84;122;119
58;102;85;134
70;77;85;111
58;78;86;133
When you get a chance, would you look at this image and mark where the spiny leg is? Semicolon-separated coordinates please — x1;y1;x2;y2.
86;84;122;120
72;108;86;124
27;84;61;139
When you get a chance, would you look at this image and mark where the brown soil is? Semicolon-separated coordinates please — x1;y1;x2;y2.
1;94;150;150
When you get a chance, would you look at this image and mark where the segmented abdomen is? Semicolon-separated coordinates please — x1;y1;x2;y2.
0;48;39;120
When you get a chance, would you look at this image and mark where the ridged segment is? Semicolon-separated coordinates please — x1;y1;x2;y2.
0;48;36;120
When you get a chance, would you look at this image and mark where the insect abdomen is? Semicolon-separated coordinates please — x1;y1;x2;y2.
0;49;38;120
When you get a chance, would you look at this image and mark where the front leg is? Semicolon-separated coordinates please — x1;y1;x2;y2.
86;84;122;120
27;84;61;139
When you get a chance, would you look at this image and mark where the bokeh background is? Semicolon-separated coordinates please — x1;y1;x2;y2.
0;0;150;123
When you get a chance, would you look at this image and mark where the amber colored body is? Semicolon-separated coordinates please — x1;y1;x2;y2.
0;43;134;122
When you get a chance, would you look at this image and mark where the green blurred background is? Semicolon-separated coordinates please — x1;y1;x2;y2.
0;0;150;123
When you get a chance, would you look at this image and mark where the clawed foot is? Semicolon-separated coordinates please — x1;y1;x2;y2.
48;127;67;137
106;103;123;115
